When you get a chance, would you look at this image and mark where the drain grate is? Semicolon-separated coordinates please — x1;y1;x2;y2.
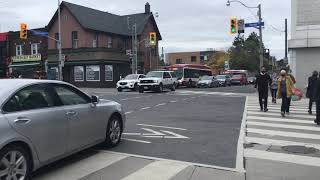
282;145;319;154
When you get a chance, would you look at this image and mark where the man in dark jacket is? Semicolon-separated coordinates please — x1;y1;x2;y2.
314;72;320;125
307;71;318;114
255;66;272;112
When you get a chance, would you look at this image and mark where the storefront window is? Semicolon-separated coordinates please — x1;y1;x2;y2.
31;43;40;55
86;65;100;81
74;66;84;82
16;45;23;56
105;65;113;81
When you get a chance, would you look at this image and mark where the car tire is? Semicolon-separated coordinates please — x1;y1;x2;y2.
133;83;138;91
139;87;144;93
0;145;32;180
171;83;176;91
117;88;122;92
105;115;122;148
158;84;163;93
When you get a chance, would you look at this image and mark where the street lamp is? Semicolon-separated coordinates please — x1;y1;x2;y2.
226;0;264;69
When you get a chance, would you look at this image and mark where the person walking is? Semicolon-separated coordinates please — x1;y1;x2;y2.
277;69;295;117
255;66;271;112
314;73;320;125
286;68;296;114
306;71;318;114
270;72;278;103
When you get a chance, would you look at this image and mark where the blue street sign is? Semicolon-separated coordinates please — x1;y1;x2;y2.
31;30;49;37
245;22;264;28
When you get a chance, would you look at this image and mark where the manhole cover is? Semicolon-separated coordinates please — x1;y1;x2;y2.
282;145;319;154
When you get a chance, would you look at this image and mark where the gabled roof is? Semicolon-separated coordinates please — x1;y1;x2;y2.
48;1;162;39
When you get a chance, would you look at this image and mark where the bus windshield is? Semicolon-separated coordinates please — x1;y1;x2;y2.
173;68;183;80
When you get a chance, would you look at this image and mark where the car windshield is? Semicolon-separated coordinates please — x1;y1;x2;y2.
216;75;226;79
200;76;212;80
124;74;138;80
146;72;163;78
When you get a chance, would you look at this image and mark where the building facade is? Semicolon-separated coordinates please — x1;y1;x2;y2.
289;0;320;88
167;51;218;65
47;1;161;88
0;33;9;78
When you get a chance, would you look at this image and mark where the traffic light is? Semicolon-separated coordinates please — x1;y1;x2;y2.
20;23;27;39
149;32;156;47
237;19;245;34
230;18;238;34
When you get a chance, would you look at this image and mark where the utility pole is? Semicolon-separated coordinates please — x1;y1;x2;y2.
58;0;63;81
258;4;264;68
134;23;138;74
285;18;288;60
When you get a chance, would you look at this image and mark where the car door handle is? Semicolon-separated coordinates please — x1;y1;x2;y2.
14;117;31;124
66;111;77;116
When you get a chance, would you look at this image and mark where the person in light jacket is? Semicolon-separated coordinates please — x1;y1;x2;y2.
270;72;278;103
277;69;295;117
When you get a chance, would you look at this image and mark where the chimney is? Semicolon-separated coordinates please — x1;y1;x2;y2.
145;2;151;14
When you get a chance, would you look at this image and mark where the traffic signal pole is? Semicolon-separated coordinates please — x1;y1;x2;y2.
258;4;264;68
58;0;63;81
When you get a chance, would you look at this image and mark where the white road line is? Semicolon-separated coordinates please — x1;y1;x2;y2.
155;103;166;107
247;106;311;112
247;105;309;110
247;128;320;140
247;116;314;124
248;111;314;119
140;107;151;110
137;124;187;131
247;107;314;113
244;149;320;167
160;130;190;139
236;96;247;173
120;160;190;180
170;100;177;103
182;98;188;101
247;121;320;132
245;137;320;149
122;138;151;144
125;111;134;115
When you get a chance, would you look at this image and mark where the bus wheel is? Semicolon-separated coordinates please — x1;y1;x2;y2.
188;80;193;88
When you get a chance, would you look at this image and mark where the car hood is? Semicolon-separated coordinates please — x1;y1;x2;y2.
198;80;211;83
140;77;162;81
117;80;136;83
217;79;226;81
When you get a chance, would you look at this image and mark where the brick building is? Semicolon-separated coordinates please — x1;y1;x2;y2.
46;1;161;88
167;50;218;65
0;33;9;78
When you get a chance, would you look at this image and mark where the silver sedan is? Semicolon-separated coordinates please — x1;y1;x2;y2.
0;79;126;180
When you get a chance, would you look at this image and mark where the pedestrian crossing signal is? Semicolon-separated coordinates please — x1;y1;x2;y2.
149;32;156;47
20;23;27;39
230;18;238;34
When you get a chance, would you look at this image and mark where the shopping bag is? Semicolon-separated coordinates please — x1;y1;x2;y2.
292;95;301;101
293;88;303;98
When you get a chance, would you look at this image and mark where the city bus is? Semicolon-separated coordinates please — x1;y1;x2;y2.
165;64;212;87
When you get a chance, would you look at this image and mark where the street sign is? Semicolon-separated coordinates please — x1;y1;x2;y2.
31;30;48;37
245;22;264;28
224;60;230;70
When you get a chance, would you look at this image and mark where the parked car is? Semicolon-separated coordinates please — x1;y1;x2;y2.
116;74;145;92
230;74;248;85
197;76;220;88
247;76;256;84
0;79;126;180
138;71;177;93
216;75;232;87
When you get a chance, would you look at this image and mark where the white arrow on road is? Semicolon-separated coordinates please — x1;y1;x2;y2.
123;128;189;139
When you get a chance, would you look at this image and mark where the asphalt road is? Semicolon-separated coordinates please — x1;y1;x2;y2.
87;87;248;168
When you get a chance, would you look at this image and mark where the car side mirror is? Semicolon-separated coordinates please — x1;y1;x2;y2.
91;95;99;104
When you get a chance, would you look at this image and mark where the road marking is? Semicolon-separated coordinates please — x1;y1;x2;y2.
125;111;134;115
160;130;189;139
124;128;189;139
190;97;196;99
140;107;151;110
182;98;188;101
247;105;309;111
247;116;314;124
244;149;320;167
247;107;314;113
236;96;247;173
170;100;177;103
142;128;166;136
248;111;314;119
121;160;190;180
247;128;320;140
247;121;320;132
137;124;187;130
245;136;320;149
155;103;166;107
122;138;152;144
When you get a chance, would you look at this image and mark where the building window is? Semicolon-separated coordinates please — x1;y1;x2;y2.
176;59;183;64
107;36;113;48
64;15;68;21
72;31;78;49
191;56;197;62
86;65;100;81
31;43;40;55
16;45;23;56
92;33;98;48
105;65;113;81
55;33;59;49
74;66;84;82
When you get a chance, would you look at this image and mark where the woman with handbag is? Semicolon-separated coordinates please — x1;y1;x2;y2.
277;69;295;117
307;71;318;114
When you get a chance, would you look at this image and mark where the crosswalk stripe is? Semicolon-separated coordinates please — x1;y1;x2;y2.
244;149;320;167
247;121;320;132
247;111;314;119
247;128;320;140
247;108;315;114
121;160;189;180
245;136;320;149
247;105;309;111
247;116;313;124
247;104;309;109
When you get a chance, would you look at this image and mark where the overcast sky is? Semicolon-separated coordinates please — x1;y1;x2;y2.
0;0;290;59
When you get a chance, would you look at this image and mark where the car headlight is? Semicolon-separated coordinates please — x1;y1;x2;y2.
154;80;158;83
128;82;134;85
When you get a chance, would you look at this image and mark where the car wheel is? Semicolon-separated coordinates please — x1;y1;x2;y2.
139;87;144;93
133;83;138;91
105;115;122;147
158;84;163;93
171;83;176;91
0;145;32;180
117;88;122;92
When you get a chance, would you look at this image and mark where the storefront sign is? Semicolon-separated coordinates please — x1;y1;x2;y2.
105;65;113;81
86;65;100;81
74;66;84;82
12;54;41;63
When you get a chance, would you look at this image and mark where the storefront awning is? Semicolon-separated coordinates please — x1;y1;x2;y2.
9;62;40;67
